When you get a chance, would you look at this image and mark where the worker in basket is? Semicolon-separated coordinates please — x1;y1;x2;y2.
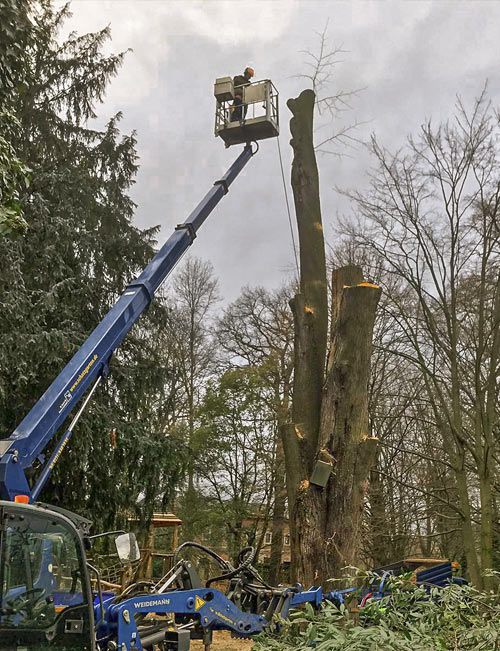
230;66;254;122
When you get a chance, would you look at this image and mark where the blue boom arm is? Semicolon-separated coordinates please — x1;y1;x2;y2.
0;144;255;501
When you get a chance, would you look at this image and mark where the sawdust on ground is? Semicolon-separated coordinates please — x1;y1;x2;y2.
191;631;254;650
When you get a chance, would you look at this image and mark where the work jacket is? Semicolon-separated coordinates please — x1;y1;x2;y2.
233;74;251;98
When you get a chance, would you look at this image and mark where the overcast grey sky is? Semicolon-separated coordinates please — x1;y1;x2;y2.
65;0;500;301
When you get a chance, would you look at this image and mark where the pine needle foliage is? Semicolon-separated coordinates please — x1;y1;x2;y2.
0;1;187;529
0;0;32;235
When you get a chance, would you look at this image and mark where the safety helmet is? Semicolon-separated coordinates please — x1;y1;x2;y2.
245;66;255;78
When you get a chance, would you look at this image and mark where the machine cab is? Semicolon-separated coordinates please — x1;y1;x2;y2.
0;501;95;650
214;77;279;146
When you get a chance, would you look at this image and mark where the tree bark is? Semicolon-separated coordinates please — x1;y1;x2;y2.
321;270;381;578
268;436;286;585
285;89;381;585
368;448;389;566
286;88;328;583
290;270;380;583
288;89;328;454
454;463;482;587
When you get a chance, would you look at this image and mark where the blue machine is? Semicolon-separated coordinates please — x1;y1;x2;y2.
0;82;463;650
0;97;327;649
0;143;256;504
326;558;466;610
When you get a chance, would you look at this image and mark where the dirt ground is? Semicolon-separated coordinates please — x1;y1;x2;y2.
191;631;253;650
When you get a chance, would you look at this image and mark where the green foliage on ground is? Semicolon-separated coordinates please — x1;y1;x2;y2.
254;575;500;650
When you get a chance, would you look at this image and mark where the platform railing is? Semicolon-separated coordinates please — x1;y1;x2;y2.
215;79;279;132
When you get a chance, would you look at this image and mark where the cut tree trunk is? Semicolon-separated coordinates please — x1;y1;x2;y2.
285;88;381;586
290;269;380;583
288;88;328;454
321;268;381;579
268;438;286;585
287;88;328;581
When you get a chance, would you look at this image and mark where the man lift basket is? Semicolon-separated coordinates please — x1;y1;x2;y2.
214;77;279;146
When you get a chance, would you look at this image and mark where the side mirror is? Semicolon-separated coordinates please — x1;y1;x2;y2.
115;533;140;563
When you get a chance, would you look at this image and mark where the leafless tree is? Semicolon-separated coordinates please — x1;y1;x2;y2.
341;88;500;588
297;21;367;156
195;367;276;563
283;88;381;585
167;257;220;537
217;285;294;582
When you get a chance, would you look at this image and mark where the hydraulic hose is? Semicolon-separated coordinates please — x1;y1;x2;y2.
174;541;274;591
206;546;256;587
173;541;233;573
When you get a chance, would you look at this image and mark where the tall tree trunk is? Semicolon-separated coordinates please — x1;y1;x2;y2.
493;496;500;573
369;448;388;566
288;88;328;453
320;267;380;579
454;463;482;588
287;88;328;582
284;89;381;585
479;472;493;590
268;437;286;585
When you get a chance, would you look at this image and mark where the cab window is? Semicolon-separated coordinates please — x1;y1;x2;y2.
0;507;91;641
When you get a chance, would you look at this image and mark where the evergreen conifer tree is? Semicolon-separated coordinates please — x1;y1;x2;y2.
0;1;186;529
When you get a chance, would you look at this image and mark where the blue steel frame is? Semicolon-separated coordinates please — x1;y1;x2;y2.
107;589;266;650
0;144;255;502
100;586;323;651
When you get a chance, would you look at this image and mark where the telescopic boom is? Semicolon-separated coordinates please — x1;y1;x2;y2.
0;144;255;502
